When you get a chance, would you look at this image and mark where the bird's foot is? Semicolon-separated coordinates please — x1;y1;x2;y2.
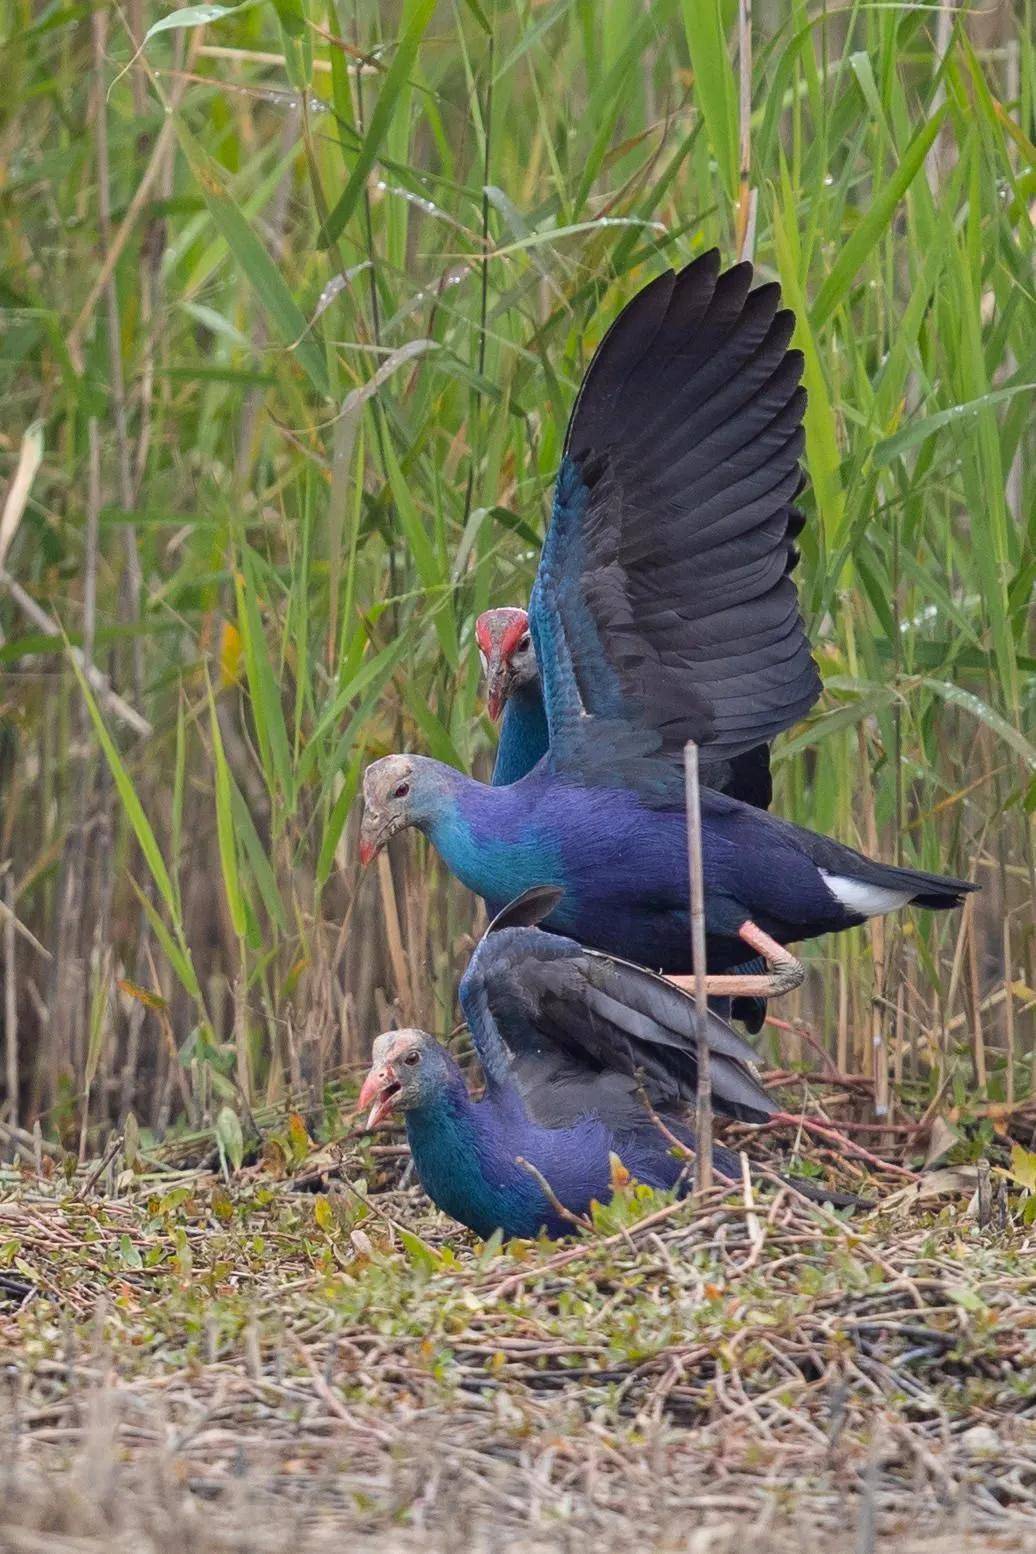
666;921;804;1001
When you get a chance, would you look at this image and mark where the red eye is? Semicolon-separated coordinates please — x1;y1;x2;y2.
394;782;410;799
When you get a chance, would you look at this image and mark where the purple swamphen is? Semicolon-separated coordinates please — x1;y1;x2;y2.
360;254;976;998
475;606;548;788
356;888;778;1240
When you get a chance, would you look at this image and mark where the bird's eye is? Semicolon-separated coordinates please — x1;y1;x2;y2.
403;1050;420;1067
394;782;410;800
516;633;531;653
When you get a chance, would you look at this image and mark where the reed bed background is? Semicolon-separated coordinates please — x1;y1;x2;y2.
0;0;1033;1151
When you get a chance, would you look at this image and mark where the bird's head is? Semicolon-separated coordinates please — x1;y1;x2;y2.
358;753;451;866
357;1028;449;1127
474;606;536;721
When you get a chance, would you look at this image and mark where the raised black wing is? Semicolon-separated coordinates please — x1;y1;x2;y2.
528;251;820;806
458;901;776;1128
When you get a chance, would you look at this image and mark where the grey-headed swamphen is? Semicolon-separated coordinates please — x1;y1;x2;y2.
474;606;548;788
360;255;976;1000
357;888;778;1240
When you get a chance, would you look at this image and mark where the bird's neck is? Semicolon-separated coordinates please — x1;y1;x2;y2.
492;679;549;786
404;1076;540;1240
418;764;563;910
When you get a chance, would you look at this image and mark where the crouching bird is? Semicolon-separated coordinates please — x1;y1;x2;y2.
357;888;837;1242
361;254;977;998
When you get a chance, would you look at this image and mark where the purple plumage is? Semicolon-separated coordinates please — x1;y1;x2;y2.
359;252;975;980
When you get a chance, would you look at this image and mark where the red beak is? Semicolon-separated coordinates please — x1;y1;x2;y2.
358;809;384;867
357;1062;401;1130
486;664;509;722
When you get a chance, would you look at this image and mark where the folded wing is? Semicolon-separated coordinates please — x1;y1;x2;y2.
458;889;776;1127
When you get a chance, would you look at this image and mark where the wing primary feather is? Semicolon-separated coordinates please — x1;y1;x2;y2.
530;251;820;804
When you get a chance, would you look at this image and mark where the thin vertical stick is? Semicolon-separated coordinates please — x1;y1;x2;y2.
924;0;957;196
684;742;712;1195
94;7;143;700
3;871;17;1131
735;0;756;263
84;421;101;673
893;983;905;1094
1002;919;1014;1108
966;895;987;1091
377;850;414;1020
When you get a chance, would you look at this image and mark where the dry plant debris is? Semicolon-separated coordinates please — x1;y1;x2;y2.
1;1127;1035;1553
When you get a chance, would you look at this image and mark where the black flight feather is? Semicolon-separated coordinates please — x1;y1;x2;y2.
531;251;822;808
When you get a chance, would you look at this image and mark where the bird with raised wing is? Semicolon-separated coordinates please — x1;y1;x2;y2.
360;254;976;998
474;606;548;787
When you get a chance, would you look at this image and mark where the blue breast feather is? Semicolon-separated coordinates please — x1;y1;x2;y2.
492;681;549;786
403;1071;697;1241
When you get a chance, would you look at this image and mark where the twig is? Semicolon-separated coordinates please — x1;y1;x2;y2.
376;851;415;1020
633;1078;739;1190
83;418;101;674
966;895;987;1090
0;882;52;962
3;872;16;1131
684;741;712;1194
516;1156;593;1233
66;33;199;372
740;1150;763;1259
94;5;143;701
735;0;756;263
0;569;152;737
76;1133;123;1199
766;1111;917;1180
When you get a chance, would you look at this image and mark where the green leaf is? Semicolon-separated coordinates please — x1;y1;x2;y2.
919;679;1036;771
270;0;306;38
229;781;288;934
680;0;738;202
174;117;330;397
873;384;1034;467
812;103;949;331
771;187;845;552
128;879;202;1004
69;659;178;919
1010;1144;1036;1193
216;1106;245;1172
235;557;296;813
207;681;246;940
316;760;362;890
141;3;254;47
774;689;899;760
118;1233;143;1270
319;0;439;248
300;633;411;785
399;1227;442;1272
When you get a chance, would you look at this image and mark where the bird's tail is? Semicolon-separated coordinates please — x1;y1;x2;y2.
711;1142;868;1209
873;861;977;910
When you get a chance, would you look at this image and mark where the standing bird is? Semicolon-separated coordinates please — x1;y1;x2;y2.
357;888;775;1240
361;254;976;995
474;606;548;787
475;602;768;1027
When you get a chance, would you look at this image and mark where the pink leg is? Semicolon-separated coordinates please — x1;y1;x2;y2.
665;920;804;1001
